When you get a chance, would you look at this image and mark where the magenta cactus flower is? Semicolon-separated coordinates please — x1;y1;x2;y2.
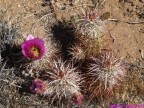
30;78;46;94
73;93;84;106
21;34;45;60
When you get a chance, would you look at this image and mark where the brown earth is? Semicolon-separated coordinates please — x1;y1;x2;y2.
1;0;143;63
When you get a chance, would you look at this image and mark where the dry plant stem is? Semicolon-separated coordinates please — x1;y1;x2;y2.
109;19;144;24
92;0;106;7
0;3;13;19
0;79;21;88
139;49;144;60
124;62;144;69
0;62;7;72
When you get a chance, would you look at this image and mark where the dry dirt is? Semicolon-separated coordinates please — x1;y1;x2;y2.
1;0;143;63
0;0;144;107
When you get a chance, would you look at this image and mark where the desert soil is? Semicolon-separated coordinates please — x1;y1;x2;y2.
1;0;143;63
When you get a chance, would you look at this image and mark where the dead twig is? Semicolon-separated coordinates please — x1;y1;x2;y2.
0;79;21;88
124;62;144;69
109;19;144;24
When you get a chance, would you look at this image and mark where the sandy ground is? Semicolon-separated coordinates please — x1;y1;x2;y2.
1;0;143;63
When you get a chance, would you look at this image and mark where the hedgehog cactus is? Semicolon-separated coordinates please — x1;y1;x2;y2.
21;34;46;60
69;44;85;61
20;34;58;72
75;8;106;39
40;59;83;104
85;51;126;100
71;9;109;58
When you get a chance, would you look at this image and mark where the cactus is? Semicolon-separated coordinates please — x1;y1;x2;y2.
39;59;83;105
69;44;86;62
74;8;106;39
84;51;126;101
20;35;59;77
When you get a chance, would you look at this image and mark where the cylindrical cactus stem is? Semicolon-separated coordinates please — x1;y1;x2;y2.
84;50;126;101
74;8;107;39
69;44;86;62
39;59;83;105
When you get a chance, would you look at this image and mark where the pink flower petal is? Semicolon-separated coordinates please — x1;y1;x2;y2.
30;79;46;94
26;34;35;41
73;93;84;106
21;37;45;60
33;38;44;46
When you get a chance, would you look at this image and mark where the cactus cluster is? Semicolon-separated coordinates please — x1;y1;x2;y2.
75;8;105;39
84;50;126;100
41;60;82;104
0;7;129;107
23;35;59;72
28;59;83;106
